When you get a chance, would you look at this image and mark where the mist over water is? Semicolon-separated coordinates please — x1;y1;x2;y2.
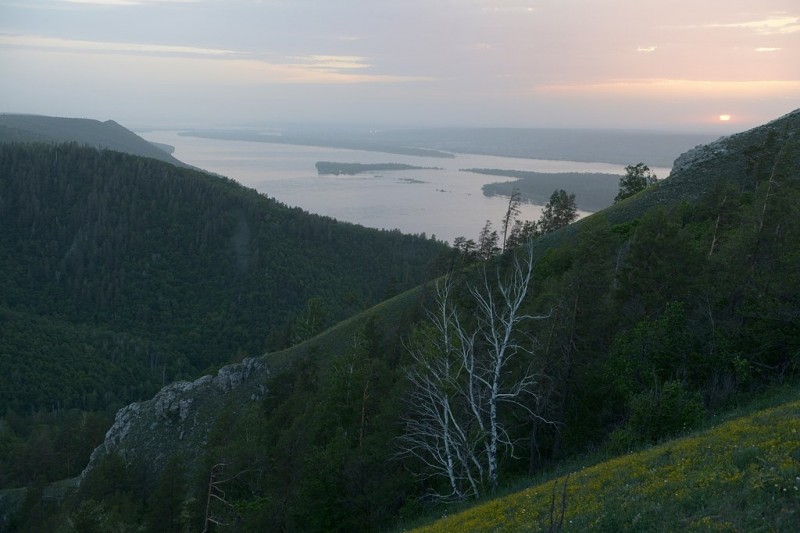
144;131;670;244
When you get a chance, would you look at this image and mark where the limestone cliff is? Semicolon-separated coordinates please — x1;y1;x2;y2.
81;357;268;480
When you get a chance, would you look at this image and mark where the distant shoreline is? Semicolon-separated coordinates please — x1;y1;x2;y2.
178;126;715;168
179;130;456;159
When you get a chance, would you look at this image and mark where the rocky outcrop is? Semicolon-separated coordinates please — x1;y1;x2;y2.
671;136;728;174
673;108;800;176
81;356;268;481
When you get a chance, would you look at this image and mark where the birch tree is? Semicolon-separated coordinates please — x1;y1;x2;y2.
399;245;550;500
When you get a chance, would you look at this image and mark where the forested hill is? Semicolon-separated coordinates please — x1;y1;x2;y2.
33;109;794;532
0;114;186;168
0;142;447;416
4;109;798;530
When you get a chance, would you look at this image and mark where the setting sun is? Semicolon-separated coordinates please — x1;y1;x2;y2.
719;114;732;121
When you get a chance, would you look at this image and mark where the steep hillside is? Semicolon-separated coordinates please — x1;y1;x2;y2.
607;108;800;219
79;284;428;484
0;142;448;495
410;388;800;532
0;114;186;167
532;108;800;251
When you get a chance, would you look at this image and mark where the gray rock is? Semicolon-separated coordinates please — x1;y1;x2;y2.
80;356;269;482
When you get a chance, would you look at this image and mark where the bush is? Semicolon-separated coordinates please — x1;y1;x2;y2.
628;380;705;444
609;380;706;452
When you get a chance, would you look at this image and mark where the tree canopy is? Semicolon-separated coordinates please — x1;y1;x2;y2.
615;162;658;202
537;189;578;234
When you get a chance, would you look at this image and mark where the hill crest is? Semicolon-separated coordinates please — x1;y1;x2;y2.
0;113;187;167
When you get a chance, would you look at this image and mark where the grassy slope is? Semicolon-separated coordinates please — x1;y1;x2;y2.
262;281;428;374
410;386;800;532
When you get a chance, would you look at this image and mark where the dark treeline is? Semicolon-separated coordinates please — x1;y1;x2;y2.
315;161;438;175
0;142;448;488
471;168;619;211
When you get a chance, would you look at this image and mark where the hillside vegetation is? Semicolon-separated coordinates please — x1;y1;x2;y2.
0;141;447;490
411;386;800;532
3;109;799;531
0;142;446;412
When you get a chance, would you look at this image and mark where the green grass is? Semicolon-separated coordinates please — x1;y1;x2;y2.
261;283;427;372
406;386;800;532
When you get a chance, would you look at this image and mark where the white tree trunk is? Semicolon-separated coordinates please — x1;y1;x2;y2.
399;244;550;500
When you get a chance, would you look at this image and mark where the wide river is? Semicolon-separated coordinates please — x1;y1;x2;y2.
142;131;671;244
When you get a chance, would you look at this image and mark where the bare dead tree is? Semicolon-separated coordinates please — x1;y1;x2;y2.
470;246;551;489
202;462;244;532
399;279;481;501
398;244;551;500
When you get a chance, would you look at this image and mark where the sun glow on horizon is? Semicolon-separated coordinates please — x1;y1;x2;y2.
719;114;732;121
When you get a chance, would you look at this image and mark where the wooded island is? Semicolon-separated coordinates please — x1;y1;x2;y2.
315;161;440;175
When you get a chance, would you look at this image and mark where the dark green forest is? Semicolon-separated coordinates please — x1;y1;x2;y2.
0;142;447;491
2;109;800;531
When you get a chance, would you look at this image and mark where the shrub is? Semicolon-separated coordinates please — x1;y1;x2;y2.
627;380;705;444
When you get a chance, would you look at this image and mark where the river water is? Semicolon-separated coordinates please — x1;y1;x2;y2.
142;131;670;244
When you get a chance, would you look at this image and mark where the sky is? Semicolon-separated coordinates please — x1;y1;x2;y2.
0;0;798;131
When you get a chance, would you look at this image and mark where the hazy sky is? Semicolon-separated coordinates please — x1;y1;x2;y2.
1;0;798;131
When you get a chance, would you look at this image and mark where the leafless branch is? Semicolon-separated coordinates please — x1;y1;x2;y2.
398;245;553;499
